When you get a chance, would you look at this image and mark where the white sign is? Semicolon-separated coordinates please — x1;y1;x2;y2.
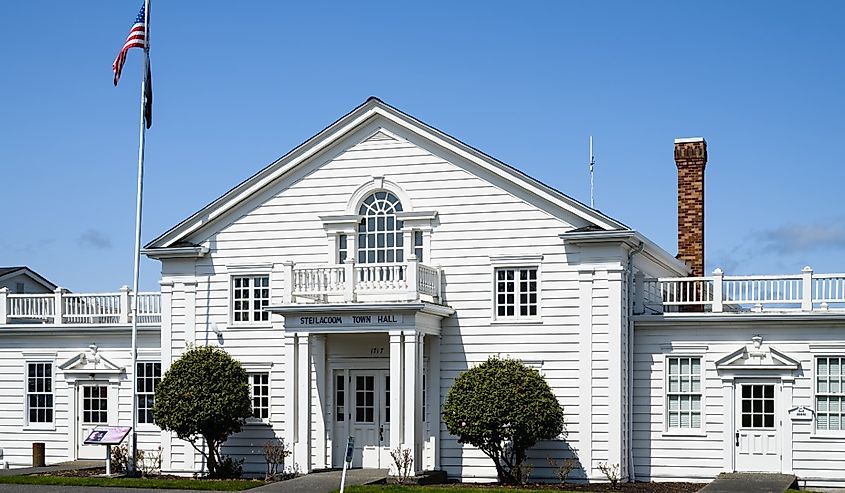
789;405;815;421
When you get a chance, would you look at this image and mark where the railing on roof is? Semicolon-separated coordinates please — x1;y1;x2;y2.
0;287;161;325
637;266;845;314
286;257;442;304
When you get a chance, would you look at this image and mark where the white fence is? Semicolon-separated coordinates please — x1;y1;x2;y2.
287;258;442;303
0;287;161;325
639;266;845;313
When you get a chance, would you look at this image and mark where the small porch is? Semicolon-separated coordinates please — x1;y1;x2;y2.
269;302;453;475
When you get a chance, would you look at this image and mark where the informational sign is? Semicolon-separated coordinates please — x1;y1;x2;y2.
83;426;132;445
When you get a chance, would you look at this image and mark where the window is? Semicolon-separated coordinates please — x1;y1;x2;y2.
666;356;702;429
741;384;774;428
495;267;538;318
250;373;270;420
137;362;161;424
355;375;375;422
338;234;348;263
817;357;845;431
232;275;269;323
358;192;404;264
414;231;423;262
26;362;53;424
335;374;345;422
15;282;25;294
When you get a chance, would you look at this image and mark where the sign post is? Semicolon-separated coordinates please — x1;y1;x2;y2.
339;436;354;493
83;426;132;476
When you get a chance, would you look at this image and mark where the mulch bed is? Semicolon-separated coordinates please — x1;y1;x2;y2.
437;481;701;492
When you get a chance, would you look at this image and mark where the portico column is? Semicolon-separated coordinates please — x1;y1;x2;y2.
389;330;404;470
312;335;327;470
296;333;312;472
403;330;421;474
282;332;296;467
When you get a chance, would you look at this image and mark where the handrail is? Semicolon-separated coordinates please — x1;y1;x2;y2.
638;267;845;313
0;288;161;325
287;259;442;303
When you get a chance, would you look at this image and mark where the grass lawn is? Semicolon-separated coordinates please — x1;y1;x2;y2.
0;475;265;491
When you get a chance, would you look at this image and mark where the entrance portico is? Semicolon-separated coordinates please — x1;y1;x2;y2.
270;303;453;474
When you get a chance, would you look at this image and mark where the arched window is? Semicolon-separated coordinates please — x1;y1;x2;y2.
358;191;404;263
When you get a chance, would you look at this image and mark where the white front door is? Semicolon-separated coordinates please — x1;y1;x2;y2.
342;370;390;468
735;381;780;472
77;384;109;460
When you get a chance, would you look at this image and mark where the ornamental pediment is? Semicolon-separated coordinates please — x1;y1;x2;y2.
59;343;124;375
715;336;800;371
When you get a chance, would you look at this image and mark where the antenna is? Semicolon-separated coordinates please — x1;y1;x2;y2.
589;136;595;208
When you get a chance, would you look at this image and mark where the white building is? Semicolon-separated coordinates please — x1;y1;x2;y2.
1;98;844;486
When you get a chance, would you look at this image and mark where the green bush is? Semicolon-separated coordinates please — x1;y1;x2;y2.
442;357;565;484
153;345;252;478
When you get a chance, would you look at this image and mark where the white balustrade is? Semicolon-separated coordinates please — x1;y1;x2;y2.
638;266;845;314
288;260;442;303
7;294;55;321
355;263;408;292
0;288;161;325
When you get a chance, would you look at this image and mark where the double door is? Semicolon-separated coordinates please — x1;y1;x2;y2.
334;369;391;468
77;383;110;460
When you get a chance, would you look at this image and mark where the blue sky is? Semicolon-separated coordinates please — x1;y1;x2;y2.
2;1;844;292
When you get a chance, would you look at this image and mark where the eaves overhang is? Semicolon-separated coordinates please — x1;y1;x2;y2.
141;246;209;260
560;229;688;275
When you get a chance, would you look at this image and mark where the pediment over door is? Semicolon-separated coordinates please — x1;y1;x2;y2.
715;336;800;373
59;343;125;380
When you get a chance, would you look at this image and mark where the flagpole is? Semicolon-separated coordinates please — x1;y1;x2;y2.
129;0;151;475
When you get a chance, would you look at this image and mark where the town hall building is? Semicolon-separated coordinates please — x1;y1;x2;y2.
1;98;844;487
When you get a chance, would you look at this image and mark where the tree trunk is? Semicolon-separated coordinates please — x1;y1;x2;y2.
207;439;217;477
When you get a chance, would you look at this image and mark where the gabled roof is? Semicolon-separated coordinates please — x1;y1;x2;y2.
145;97;629;251
0;266;57;291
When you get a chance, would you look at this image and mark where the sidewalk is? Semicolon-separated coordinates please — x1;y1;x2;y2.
252;468;388;492
0;460;101;477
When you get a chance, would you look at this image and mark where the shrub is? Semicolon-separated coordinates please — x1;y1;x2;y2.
442;356;565;484
153;345;252;478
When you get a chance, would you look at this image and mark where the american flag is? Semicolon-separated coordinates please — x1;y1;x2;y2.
112;4;147;87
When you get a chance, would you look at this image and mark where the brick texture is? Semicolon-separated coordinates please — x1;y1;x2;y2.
674;139;707;278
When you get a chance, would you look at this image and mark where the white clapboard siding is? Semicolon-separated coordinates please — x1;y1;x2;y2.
633;325;845;485
154;126;622;480
0;332;160;468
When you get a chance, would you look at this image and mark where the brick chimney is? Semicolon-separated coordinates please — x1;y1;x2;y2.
674;137;707;277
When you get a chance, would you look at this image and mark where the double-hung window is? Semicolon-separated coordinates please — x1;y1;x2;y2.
250;373;270;421
137;362;161;424
666;356;702;430
817;356;845;431
494;267;538;319
26;362;53;424
232;275;270;324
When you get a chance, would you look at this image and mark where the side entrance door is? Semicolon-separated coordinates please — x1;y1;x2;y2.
345;370;391;468
77;383;109;460
735;380;780;472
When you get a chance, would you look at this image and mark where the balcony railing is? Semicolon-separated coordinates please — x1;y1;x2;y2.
637;266;845;314
284;258;442;304
0;287;161;325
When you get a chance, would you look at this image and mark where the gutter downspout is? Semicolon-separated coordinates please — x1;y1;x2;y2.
626;240;644;483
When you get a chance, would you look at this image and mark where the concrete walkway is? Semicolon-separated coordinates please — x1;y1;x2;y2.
0;460;101;477
698;473;797;493
253;468;388;492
